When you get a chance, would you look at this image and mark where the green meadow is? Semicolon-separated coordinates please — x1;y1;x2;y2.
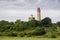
0;37;60;40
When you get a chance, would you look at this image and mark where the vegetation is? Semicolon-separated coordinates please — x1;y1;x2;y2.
0;37;60;40
0;17;60;38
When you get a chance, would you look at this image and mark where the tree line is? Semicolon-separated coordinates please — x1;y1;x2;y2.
0;17;60;38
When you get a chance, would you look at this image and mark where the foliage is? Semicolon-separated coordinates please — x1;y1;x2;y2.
57;22;60;27
32;27;46;36
28;20;38;27
40;17;52;27
0;17;60;38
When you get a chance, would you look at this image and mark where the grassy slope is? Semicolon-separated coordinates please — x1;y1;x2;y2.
0;37;60;40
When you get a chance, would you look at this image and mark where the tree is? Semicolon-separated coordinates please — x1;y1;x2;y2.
57;22;60;27
40;17;52;27
28;20;38;27
14;19;28;31
0;20;11;32
0;20;10;26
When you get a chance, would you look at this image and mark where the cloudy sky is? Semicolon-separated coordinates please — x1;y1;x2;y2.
0;0;60;23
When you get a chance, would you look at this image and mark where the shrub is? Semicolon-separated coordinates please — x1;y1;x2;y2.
10;32;17;37
6;32;17;37
32;27;46;36
19;33;25;37
43;31;57;38
0;32;3;36
51;34;56;38
24;32;27;35
27;33;32;37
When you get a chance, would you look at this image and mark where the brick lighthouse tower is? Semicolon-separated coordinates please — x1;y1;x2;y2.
37;7;41;21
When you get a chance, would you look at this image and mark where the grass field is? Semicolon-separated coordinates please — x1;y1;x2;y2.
0;37;60;40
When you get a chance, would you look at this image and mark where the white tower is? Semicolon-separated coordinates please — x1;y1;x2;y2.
37;7;41;21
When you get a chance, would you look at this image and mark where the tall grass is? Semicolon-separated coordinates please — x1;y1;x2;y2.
0;37;60;40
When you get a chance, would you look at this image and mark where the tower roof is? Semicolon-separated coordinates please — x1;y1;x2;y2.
37;7;41;12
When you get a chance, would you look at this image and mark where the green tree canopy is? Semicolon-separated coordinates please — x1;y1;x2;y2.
57;22;60;27
28;20;38;27
40;17;52;27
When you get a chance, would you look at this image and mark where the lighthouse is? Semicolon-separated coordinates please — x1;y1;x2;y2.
37;7;41;21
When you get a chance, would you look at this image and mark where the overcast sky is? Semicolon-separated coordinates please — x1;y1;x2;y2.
0;0;60;23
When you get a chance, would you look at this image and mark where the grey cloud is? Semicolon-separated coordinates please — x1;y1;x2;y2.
40;0;60;10
0;0;16;1
0;0;60;9
0;0;42;9
25;0;39;4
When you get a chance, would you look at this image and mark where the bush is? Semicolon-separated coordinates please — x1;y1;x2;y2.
5;32;17;37
19;33;25;37
0;32;3;36
27;33;32;37
32;27;46;36
10;32;17;37
43;31;57;38
24;32;27;35
51;34;56;38
0;32;17;37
